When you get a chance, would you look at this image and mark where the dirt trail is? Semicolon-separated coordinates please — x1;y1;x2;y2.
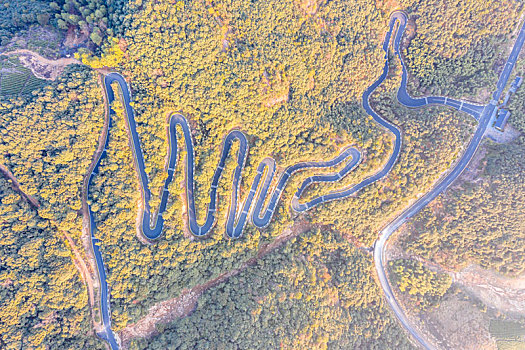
0;164;40;208
2;49;82;80
0;165;98;329
58;227;97;319
119;221;310;348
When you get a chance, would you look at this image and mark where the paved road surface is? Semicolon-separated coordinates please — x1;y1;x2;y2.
86;109;119;348
87;10;525;349
103;76;364;239
373;11;525;350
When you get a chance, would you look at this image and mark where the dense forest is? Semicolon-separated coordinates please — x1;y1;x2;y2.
0;0;128;49
88;0;481;331
0;0;523;347
0;176;103;349
0;56;47;97
0;0;56;46
0;66;104;250
131;229;416;350
401;0;522;97
52;0;128;47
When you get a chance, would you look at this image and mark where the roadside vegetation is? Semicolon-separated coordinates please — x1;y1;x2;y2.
399;84;525;276
389;259;452;312
0;176;103;349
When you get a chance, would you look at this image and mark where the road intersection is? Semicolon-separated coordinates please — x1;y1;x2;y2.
374;11;525;350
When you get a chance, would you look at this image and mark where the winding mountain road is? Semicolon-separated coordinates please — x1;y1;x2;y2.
374;11;525;350
87;10;525;350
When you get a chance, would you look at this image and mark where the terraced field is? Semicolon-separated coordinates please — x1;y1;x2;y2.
490;320;525;350
0;56;46;96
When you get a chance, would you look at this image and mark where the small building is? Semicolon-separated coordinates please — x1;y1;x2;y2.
494;109;511;131
510;76;523;93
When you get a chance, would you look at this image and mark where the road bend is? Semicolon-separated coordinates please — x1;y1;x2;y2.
374;11;525;350
86;10;525;349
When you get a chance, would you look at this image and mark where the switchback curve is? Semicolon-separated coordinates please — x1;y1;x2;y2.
87;10;524;349
104;74;363;239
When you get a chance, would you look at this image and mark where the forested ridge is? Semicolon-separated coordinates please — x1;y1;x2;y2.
0;0;523;348
132;229;416;350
